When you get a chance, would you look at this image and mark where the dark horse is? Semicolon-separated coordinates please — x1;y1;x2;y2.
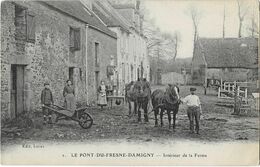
125;79;151;122
151;84;181;129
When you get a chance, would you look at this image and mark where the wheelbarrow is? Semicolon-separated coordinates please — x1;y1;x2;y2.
43;104;93;129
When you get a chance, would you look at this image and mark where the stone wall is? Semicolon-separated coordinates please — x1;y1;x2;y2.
86;27;117;104
1;1;87;121
161;72;184;85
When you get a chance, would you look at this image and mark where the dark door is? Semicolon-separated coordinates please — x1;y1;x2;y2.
11;65;25;118
95;71;99;100
69;67;74;84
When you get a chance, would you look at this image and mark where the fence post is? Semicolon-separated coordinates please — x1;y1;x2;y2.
221;78;223;89
218;87;220;98
245;88;247;99
233;86;240;115
237;86;240;97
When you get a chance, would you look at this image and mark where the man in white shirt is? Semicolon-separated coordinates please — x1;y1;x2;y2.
181;87;202;134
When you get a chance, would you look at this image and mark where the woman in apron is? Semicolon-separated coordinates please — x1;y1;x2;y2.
63;80;76;112
97;80;107;109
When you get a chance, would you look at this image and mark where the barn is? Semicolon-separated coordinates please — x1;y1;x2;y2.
191;37;258;87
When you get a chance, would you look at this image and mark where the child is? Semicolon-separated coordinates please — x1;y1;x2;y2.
181;87;202;134
41;82;54;125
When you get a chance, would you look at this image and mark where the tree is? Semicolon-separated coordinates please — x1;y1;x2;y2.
237;0;249;38
187;5;202;43
173;31;181;60
222;4;226;38
186;4;203;62
246;2;258;37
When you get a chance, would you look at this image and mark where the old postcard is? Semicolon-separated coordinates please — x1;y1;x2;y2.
1;0;259;165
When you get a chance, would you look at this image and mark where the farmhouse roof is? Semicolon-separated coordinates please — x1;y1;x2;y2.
43;1;117;38
92;0;131;32
195;38;258;68
111;4;136;9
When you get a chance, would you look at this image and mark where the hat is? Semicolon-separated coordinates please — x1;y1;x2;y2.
190;87;196;91
44;82;50;86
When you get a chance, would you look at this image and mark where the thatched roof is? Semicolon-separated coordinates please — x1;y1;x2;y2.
194;38;258;69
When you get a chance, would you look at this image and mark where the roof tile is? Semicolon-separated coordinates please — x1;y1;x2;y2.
44;0;117;38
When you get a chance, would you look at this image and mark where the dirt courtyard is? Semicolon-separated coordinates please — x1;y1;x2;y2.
1;85;259;146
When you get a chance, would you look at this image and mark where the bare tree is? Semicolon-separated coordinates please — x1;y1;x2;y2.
247;3;258;37
222;4;226;38
237;0;249;38
186;5;203;58
160;32;181;60
173;31;181;60
188;5;202;42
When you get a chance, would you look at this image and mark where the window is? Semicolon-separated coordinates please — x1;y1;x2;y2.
94;42;99;67
26;13;36;42
15;5;26;40
70;27;80;51
15;5;36;42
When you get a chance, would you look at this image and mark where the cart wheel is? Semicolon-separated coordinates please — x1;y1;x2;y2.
78;112;93;129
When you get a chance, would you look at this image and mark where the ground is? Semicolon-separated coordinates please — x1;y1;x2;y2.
1;85;259;146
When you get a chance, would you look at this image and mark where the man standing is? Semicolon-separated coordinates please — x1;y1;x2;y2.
181;87;202;134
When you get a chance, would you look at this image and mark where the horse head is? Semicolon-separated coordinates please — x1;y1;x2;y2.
133;81;143;95
132;80;151;98
166;84;181;104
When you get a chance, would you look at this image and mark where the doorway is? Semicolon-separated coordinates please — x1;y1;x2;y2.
95;71;99;100
69;67;74;84
10;65;25;118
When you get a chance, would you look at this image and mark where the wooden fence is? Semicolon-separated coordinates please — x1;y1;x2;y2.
218;80;248;100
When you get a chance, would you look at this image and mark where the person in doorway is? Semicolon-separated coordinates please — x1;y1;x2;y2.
63;80;76;112
97;80;107;109
41;82;54;125
181;87;202;134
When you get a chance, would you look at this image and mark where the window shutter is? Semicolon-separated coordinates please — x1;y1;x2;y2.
26;13;35;42
74;29;81;50
107;66;114;76
70;28;75;49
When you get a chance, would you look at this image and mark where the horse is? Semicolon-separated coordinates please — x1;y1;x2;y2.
125;81;137;116
151;84;181;129
125;79;151;122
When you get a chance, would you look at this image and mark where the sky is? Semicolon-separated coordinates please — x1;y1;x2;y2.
143;0;258;58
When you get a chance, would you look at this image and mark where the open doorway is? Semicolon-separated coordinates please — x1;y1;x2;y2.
10;65;25;118
95;71;99;101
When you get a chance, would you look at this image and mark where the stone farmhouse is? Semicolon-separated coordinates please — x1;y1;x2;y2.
1;0;118;122
93;0;149;94
1;0;150;122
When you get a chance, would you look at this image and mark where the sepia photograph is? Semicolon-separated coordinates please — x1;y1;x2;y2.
1;0;259;165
